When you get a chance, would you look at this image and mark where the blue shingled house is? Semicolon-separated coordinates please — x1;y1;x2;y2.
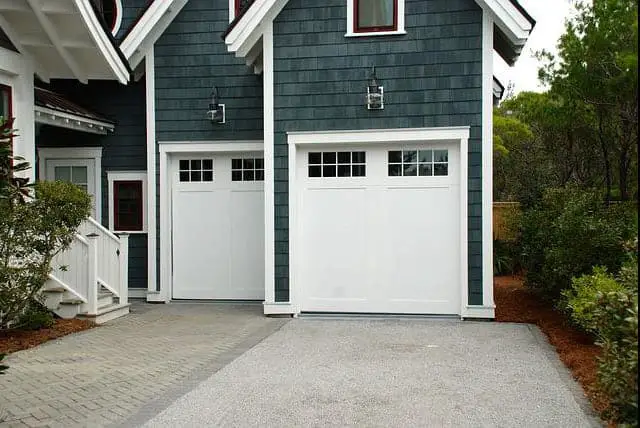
0;0;534;321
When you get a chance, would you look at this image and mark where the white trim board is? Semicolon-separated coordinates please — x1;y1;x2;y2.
34;106;114;135
481;11;496;317
144;46;158;299
157;140;265;304
112;0;123;36
283;126;470;318
107;171;148;234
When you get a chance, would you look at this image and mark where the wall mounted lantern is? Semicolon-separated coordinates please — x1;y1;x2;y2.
366;67;384;110
207;87;225;124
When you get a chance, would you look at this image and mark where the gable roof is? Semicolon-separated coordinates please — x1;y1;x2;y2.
224;0;535;65
119;0;188;70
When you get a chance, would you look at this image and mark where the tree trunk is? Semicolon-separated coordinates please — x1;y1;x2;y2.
597;109;612;203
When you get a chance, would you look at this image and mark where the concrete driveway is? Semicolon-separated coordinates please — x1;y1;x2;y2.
137;319;601;428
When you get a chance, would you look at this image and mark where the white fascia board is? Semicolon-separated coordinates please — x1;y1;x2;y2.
475;0;531;44
225;0;288;56
120;0;188;70
74;0;130;84
287;127;471;146
34;106;114;135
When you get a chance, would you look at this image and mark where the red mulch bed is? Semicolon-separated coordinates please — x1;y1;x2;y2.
0;318;95;355
494;275;611;421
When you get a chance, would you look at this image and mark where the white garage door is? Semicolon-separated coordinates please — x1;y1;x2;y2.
172;153;264;300
297;143;461;315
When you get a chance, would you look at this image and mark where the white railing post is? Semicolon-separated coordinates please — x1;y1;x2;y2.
116;233;129;305
86;233;99;315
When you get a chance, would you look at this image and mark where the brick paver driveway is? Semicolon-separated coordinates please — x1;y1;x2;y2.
0;302;287;428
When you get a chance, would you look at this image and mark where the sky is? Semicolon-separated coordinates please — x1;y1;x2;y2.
493;0;577;94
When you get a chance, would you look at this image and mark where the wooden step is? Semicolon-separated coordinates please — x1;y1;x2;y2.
77;303;130;324
97;291;114;309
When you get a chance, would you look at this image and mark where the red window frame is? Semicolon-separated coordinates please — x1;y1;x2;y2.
234;0;244;17
354;0;398;33
113;180;143;231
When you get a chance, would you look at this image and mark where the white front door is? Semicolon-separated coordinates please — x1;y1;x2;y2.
171;153;265;300
296;143;461;315
45;158;98;217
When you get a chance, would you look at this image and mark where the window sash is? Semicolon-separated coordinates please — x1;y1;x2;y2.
355;0;397;32
114;180;143;231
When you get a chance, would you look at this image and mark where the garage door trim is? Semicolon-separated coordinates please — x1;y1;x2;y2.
287;127;470;316
158;140;264;302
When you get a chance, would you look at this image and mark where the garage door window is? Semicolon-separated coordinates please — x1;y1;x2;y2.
308;151;366;178
388;149;448;177
179;159;213;182
232;157;264;181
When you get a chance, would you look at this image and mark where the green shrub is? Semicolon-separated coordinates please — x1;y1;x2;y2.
563;267;627;332
0;180;91;330
15;301;54;331
592;290;638;425
494;239;521;275
520;187;637;297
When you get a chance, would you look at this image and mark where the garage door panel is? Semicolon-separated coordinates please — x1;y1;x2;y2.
172;189;231;300
298;142;461;315
229;190;265;299
171;153;265;301
301;188;373;308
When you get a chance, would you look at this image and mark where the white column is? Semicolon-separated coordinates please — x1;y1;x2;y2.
481;10;495;314
117;232;129;305
86;233;99;315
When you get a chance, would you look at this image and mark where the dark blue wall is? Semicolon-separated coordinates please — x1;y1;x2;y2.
36;79;148;289
272;0;485;304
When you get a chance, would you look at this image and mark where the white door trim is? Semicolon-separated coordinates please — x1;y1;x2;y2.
37;146;103;221
158;140;264;303
285;126;469;317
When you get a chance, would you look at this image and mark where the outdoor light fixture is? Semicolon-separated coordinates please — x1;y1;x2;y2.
366;66;384;110
207;87;225;123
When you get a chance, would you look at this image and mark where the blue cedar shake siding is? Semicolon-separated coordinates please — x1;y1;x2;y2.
272;0;485;304
36;79;148;289
153;0;264;289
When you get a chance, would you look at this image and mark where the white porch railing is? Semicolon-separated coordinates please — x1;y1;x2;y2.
47;217;129;315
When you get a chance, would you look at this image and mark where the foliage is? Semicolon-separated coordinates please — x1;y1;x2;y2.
592;289;638;426
15;301;55;331
0;118;30;201
563;267;628;332
494;239;521;276
520;187;637;297
537;0;638;202
564;245;638;425
0;181;91;330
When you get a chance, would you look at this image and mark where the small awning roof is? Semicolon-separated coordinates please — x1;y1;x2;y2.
0;0;130;83
34;87;115;135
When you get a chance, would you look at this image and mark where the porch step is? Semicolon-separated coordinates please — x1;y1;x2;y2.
77;303;130;324
41;286;66;310
98;291;114;309
57;299;84;319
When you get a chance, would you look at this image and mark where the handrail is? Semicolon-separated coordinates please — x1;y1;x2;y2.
97;277;119;298
85;216;120;243
73;232;90;246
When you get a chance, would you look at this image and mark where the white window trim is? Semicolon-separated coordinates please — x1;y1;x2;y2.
228;0;236;22
285;126;469;318
107;171;148;234
345;0;406;38
37;147;103;221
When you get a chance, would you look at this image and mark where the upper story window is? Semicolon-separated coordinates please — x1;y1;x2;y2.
92;0;123;36
346;0;405;37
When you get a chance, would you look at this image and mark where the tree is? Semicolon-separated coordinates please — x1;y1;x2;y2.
538;0;638;201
